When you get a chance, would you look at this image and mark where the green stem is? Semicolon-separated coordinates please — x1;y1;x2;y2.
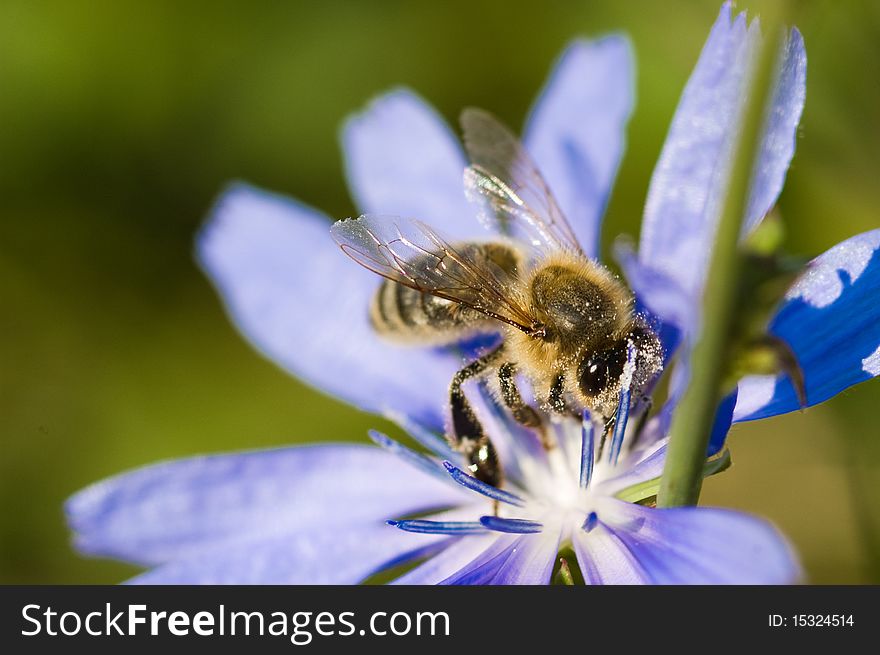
658;5;788;508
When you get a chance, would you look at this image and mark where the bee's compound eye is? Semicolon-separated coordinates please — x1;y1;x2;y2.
578;344;627;398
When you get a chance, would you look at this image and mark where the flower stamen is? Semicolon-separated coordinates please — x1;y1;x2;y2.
442;461;526;507
607;341;637;466
368;430;450;483
383;413;460;461
479;516;544;534
582;511;599;533
579;410;596;489
387;519;488;535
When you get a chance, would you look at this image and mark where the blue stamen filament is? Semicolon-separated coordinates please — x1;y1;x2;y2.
384;413;459;462
582;511;599;533
579;410;595;489
607;389;631;466
607;342;637;466
383;343;647;550
442;461;526;507
479;516;543;534
388;520;487;535
368;430;450;482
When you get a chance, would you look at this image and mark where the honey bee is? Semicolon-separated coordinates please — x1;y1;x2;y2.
332;108;662;486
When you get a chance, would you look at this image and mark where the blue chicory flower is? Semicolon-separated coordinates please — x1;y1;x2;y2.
66;4;878;584
66;376;798;584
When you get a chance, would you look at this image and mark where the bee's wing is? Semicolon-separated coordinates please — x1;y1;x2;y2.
461;107;584;255
331;214;540;334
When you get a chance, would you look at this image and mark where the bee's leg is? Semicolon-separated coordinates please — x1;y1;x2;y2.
449;348;504;487
497;362;553;450
548;374;581;420
449;348;504;440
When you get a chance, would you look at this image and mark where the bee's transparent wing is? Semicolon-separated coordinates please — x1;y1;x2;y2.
331;215;539;334
461;107;584;255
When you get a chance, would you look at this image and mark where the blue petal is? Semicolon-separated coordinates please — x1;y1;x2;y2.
128;523;446;584
572;527;646;584
66;445;468;567
595;439;668;497
616;241;689;357
735;229;880;421
573;501;800;584
342;89;480;239
524;37;634;257
743;27;807;235
639;4;806;298
439;530;561;585
707;388;737;455
621;381;734;460
198;183;460;430
392;534;500;585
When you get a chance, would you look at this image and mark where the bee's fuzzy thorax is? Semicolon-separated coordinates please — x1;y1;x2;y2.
506;251;632;375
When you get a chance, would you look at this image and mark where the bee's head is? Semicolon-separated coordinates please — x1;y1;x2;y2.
576;321;663;417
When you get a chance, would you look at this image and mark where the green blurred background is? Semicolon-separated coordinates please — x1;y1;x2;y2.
1;0;878;584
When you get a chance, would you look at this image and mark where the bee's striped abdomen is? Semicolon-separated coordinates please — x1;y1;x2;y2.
370;280;485;344
368;241;521;345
